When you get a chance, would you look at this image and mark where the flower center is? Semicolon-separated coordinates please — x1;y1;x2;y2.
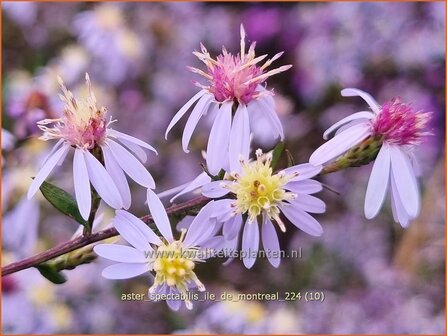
372;98;431;146
189;25;291;104
37;74;111;149
228;150;295;222
209;54;263;104
149;233;204;309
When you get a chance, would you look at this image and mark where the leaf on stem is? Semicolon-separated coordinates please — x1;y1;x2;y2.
270;141;285;170
39;180;87;226
35;263;67;284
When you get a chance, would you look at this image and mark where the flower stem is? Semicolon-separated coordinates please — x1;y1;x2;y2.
83;146;104;236
320;136;382;175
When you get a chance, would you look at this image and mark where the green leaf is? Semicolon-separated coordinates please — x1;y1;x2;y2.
35;263;67;285
39;180;87;226
270;142;285;170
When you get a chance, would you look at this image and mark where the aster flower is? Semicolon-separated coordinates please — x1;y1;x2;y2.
27;74;157;220
201;149;325;268
73;4;143;85
165;25;292;174
94;190;218;310
310;88;432;227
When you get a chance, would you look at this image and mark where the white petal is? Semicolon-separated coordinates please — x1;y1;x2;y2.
309;123;371;166
94;244;148;263
184;201;215;247
323;111;375;140
222;233;240;266
257;97;284;140
165;90;207;139
107;140;155;188
102;263;148;280
261;216;281;268
147;189;173;242
200;235;226;255
249;97;284;140
284;179;322;194
116;210;162;246
113;213;152;252
390;177;410;227
201;181;231;198
408;151;422;177
182;94;213;153
109;129;158;154
176;215;195;231
115;137;148;163
229;104;250;172
40;139;63;167
102;145;131;210
364;145;391;219
206;101;232;175
73;149;91;220
223;214;243;241
390;146;420;218
291;194;326;214
335;119;372;136
281;163;322;182
341;88;380;114
280;204;323;236
83;150;123;209
170;172;211;202
242;218;259;269
27;144;70;199
166;297;182;311
212;199;234;221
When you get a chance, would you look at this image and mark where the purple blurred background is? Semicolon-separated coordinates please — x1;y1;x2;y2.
2;2;445;334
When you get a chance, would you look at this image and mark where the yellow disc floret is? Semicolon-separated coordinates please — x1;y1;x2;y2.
149;231;205;309
228;150;296;225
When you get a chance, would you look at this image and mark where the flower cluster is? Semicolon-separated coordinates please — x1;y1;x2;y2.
26;25;432;312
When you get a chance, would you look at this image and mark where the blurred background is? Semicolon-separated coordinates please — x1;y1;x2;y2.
1;1;445;334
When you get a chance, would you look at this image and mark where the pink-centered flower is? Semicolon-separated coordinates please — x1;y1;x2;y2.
94;190;222;311
310;88;432;227
27;74;157;220
200;149;325;269
165;25;292;174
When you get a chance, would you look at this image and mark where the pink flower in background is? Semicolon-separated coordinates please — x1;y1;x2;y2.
165;25;292;174
94;190;221;311
201;150;325;268
27;74;157;220
310;88;432;226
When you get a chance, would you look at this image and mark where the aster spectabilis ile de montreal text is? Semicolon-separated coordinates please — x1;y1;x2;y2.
309;88;432;227
165;25;292;175
27;74;157;220
94;190;220;311
201;149;325;269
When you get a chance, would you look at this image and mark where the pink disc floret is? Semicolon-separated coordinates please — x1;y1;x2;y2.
189;25;292;104
209;53;263;104
372;98;432;146
37;74;112;149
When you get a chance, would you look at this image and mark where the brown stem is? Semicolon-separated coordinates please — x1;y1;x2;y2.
2;196;210;276
3;138;381;278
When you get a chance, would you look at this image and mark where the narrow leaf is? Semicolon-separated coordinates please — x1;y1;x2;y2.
35;263;67;284
39;180;87;226
270;141;285;169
